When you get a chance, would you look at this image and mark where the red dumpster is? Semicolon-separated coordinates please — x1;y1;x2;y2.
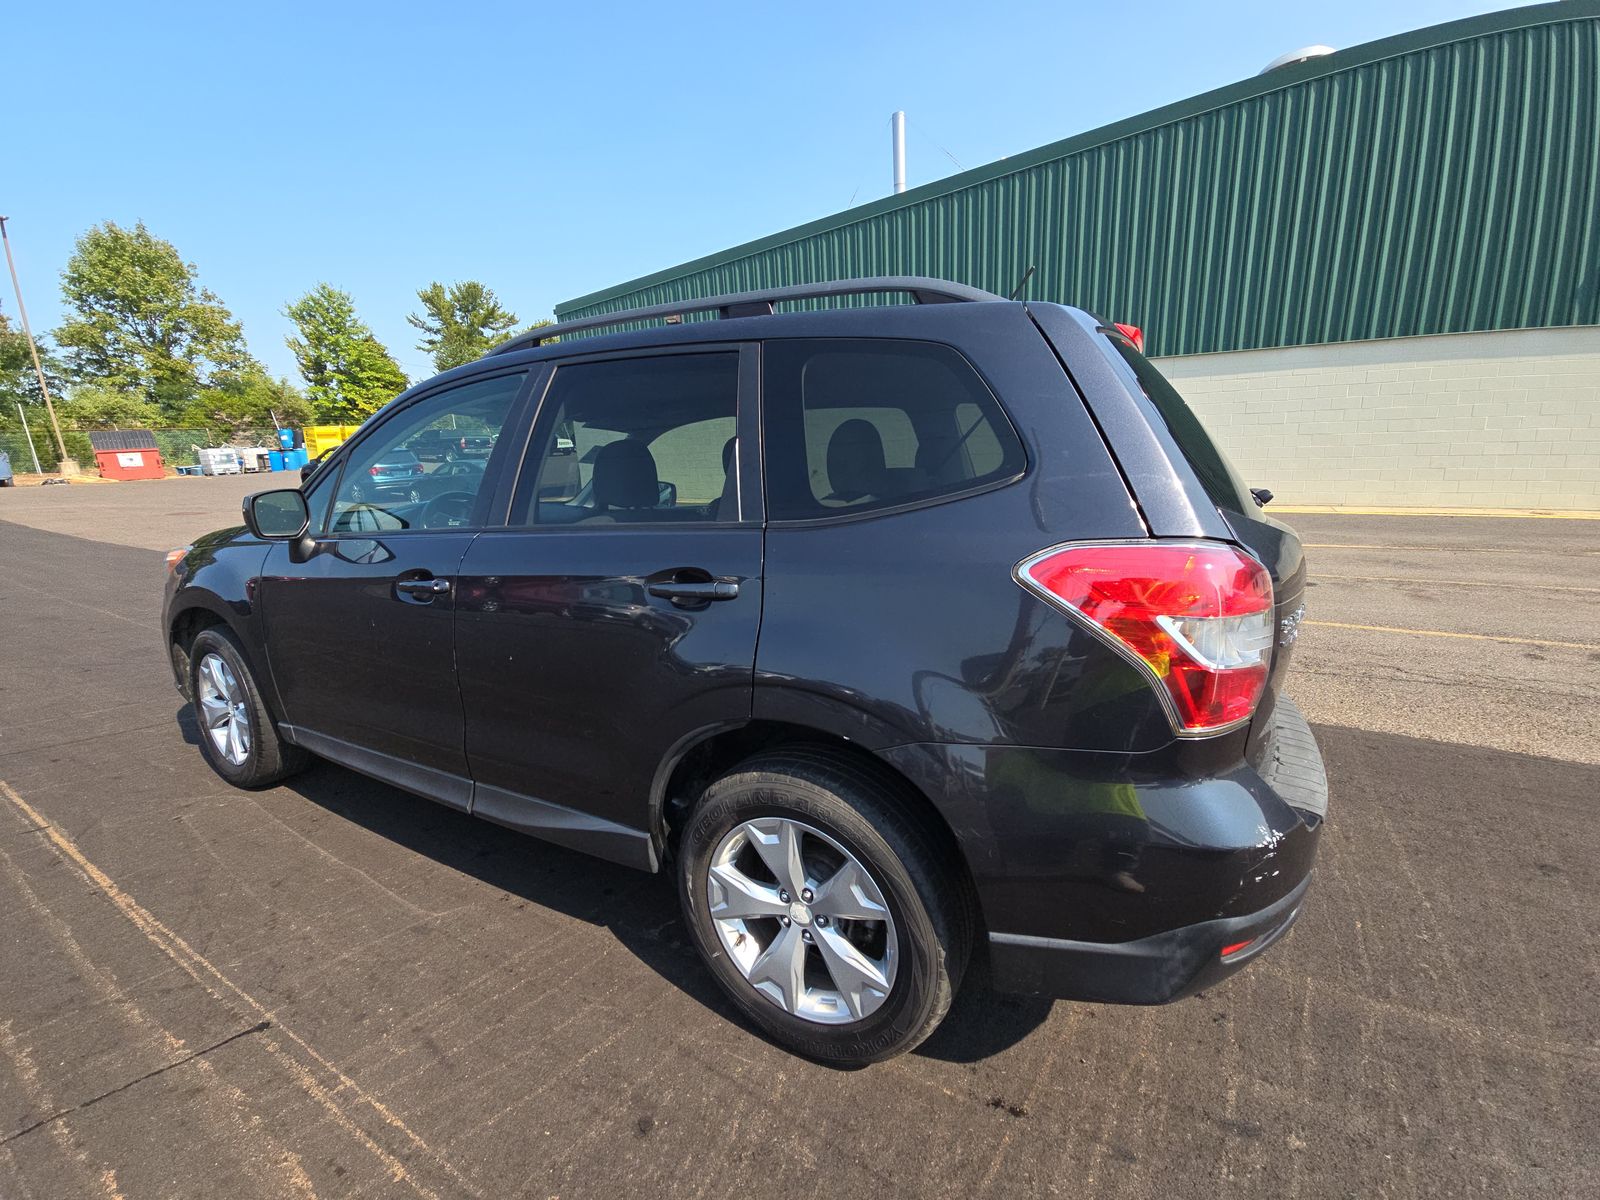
89;430;166;481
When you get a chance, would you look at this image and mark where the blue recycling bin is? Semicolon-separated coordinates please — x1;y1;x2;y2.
268;450;286;472
277;428;296;450
286;448;308;470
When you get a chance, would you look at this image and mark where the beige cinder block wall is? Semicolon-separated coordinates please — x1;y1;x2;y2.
1152;326;1600;510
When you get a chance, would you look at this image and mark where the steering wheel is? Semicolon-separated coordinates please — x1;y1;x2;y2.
421;491;475;529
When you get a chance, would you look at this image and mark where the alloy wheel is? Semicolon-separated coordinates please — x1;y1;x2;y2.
196;652;251;766
707;817;898;1024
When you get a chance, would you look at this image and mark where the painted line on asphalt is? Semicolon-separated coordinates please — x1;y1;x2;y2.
1306;620;1600;651
1304;543;1600;555
1274;506;1600;519
1310;573;1600;594
0;779;479;1200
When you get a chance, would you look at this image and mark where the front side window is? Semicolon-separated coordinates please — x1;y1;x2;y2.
515;353;739;525
762;339;1025;521
329;373;522;533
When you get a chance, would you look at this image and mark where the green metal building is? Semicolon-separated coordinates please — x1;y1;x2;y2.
558;2;1597;357
555;3;1599;511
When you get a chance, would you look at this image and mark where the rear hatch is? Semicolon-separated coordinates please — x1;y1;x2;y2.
1031;306;1306;757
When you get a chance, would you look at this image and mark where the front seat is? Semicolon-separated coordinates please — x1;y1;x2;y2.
590;439;661;520
824;419;889;504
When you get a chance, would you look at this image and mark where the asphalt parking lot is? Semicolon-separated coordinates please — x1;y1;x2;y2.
2;476;1596;1199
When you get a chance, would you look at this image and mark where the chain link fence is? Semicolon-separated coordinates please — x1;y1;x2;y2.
0;426;281;473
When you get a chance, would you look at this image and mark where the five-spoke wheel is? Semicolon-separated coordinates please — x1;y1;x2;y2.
195;651;251;766
678;751;968;1066
708;817;898;1024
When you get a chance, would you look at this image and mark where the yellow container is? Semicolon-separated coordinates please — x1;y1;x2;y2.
302;424;363;459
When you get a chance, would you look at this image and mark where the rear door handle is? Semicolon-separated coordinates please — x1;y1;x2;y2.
396;578;451;596
647;579;739;603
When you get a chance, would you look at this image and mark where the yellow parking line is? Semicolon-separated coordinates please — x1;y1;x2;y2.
1310;574;1600;594
0;780;469;1200
1303;543;1600;555
1306;620;1600;651
1274;505;1600;519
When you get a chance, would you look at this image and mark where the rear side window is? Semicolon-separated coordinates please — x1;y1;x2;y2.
763;339;1024;521
513;352;740;525
1106;336;1253;513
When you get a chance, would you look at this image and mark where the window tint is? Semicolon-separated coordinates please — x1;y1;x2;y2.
329;373;521;533
516;353;739;526
763;339;1024;520
1105;335;1252;512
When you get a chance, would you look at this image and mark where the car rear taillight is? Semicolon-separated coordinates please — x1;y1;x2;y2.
1114;322;1145;352
1016;542;1274;735
368;466;382;476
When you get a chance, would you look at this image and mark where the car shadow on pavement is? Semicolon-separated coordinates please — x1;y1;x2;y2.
256;748;1051;1065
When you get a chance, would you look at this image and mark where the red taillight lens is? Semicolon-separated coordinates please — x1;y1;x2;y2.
1114;322;1144;352
368;466;382;476
1018;542;1274;735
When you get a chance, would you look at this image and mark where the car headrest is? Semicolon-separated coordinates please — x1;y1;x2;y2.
825;419;888;501
593;440;660;510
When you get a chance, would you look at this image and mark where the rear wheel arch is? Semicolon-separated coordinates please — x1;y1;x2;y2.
652;720;983;932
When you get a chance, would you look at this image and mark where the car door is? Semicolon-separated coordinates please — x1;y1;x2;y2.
259;369;531;806
454;346;762;866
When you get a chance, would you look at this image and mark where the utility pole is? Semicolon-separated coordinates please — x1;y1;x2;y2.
891;111;907;194
0;216;74;472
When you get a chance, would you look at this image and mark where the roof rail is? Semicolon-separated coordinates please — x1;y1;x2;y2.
489;275;1002;356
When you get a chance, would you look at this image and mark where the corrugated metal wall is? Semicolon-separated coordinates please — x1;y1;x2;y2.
556;4;1600;358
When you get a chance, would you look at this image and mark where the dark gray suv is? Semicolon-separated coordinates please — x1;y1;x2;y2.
163;277;1326;1065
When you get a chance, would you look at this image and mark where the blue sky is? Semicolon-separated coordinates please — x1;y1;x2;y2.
8;0;1527;384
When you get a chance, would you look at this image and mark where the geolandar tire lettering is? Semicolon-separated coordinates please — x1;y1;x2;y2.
676;749;969;1066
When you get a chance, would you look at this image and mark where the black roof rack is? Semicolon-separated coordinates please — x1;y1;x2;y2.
489;275;1002;357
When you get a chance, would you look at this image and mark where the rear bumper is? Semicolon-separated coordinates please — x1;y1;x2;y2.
987;873;1310;1002
880;695;1328;1002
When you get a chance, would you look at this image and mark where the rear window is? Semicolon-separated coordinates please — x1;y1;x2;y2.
1106;335;1253;513
763;339;1025;521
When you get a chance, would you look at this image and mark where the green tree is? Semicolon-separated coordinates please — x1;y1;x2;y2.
54;221;254;410
55;383;163;430
407;280;520;372
179;369;313;440
283;285;409;421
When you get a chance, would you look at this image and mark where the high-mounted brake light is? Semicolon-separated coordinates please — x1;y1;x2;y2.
1016;542;1274;736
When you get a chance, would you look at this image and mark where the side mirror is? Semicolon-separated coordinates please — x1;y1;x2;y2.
244;489;310;539
1250;487;1274;507
243;489;322;562
656;480;678;508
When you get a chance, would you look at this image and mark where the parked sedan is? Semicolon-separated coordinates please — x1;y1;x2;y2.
346;449;426;503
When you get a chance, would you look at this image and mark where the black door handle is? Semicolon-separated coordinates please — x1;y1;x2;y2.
647;578;739;603
396;578;451;596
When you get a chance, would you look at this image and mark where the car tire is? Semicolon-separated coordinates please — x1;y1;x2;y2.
677;749;970;1066
188;626;309;789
